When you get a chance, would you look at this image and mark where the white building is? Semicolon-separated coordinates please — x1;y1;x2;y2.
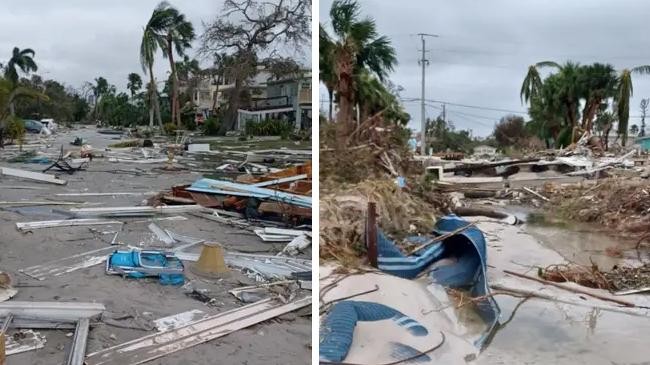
473;145;497;156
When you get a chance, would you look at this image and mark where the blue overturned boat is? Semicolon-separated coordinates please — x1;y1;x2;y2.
376;214;500;348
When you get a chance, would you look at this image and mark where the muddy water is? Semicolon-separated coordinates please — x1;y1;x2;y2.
509;206;646;269
480;207;650;364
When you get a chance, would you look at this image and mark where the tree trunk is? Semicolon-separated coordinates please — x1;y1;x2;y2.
9;102;15;116
335;49;354;143
218;78;241;135
211;75;221;115
148;64;155;127
166;36;180;127
328;88;333;122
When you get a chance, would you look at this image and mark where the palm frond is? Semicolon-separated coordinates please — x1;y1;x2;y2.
632;65;650;75
535;61;562;70
330;0;361;38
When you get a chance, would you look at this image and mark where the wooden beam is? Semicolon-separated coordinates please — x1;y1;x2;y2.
0;167;66;185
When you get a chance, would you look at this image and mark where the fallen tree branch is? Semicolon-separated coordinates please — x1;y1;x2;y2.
503;269;635;307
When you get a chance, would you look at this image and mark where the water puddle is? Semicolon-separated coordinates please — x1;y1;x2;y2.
508;206;646;269
479;205;650;364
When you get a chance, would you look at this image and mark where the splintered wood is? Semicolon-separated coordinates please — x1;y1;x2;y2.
320;179;445;266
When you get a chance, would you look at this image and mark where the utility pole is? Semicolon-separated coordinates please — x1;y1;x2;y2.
418;33;438;155
442;103;446;123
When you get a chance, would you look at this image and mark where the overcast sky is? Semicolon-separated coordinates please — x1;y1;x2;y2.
319;0;650;137
0;0;309;97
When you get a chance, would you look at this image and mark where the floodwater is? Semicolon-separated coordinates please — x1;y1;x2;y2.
479;207;650;365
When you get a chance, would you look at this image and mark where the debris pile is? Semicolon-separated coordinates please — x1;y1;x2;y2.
0;126;312;363
547;178;650;233
320;179;447;265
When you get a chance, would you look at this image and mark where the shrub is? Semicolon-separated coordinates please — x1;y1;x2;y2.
163;122;177;136
245;119;293;136
203;117;220;136
5;117;25;144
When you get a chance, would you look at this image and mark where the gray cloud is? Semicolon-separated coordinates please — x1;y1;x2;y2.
0;0;310;94
319;0;650;136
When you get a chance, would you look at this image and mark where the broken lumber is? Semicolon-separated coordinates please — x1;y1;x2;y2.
69;205;205;217
85;297;310;365
0;302;105;322
0;167;66;185
252;174;309;187
521;187;550;202
20;246;116;280
16;219;122;231
503;270;635;307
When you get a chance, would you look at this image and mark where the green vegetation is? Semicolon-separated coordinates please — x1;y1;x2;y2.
521;61;650;148
425;116;493;154
4;116;25;145
163;122;177;136
203;116;220;136
320;0;408;139
245;119;293;137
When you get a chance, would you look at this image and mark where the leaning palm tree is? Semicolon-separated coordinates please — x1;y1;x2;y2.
322;0;397;137
4;47;38;115
4;47;37;86
615;65;650;146
140;2;172;127
152;2;195;127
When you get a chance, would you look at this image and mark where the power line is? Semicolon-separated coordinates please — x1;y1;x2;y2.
402;97;527;114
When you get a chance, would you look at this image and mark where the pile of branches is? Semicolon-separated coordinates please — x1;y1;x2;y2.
319;115;414;185
547;178;650;234
320;179;450;267
539;262;650;293
539;263;613;290
604;264;650;292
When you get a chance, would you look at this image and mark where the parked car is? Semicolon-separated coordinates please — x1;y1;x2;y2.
23;119;43;133
40;118;58;132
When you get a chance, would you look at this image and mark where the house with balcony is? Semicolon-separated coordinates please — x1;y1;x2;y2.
236;71;312;131
183;68;311;131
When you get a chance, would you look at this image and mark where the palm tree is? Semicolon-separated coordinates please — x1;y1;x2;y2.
4;47;37;86
206;53;232;115
615;66;650;146
520;65;542;106
322;0;397;137
151;2;195;127
91;77;108;119
320;24;336;122
140;1;173;127
4;47;38;115
127;73;143;99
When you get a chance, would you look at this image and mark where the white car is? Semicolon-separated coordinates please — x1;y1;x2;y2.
40;118;58;132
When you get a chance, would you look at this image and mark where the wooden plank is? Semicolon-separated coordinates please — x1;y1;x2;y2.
258;202;311;218
55;192;155;197
16;219;122;231
251;174;308;187
20;246;115;281
0;302;105;322
0;167;66;185
85;297;310;365
69;205;204;217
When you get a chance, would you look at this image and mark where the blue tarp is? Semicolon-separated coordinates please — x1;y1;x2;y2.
320;301;429;362
376;215;501;348
186;178;312;208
